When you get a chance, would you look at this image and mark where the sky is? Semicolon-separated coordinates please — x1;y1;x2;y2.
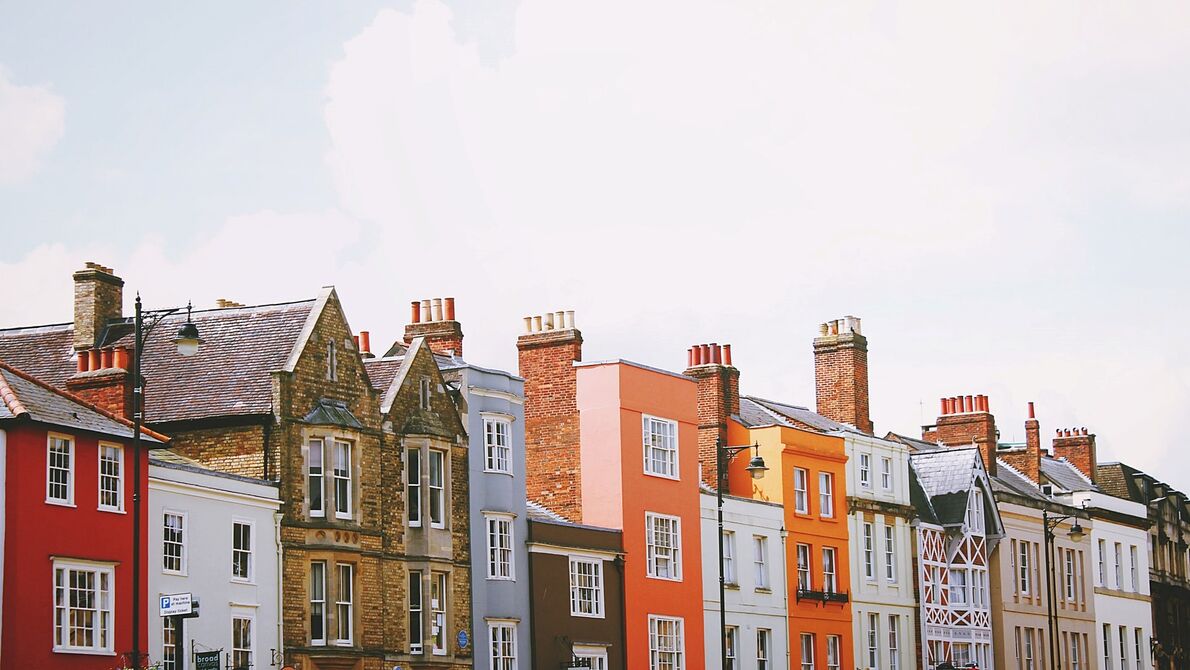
2;1;1188;484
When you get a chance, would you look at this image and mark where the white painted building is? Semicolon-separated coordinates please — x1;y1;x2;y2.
1059;480;1154;670
700;489;788;670
148;452;281;670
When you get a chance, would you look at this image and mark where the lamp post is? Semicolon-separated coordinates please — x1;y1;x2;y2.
130;296;202;669
716;437;767;670
1041;508;1086;670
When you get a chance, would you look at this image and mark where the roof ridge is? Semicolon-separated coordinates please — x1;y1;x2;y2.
996;456;1038;487
0;359;170;443
1052;455;1096;487
0;368;30;417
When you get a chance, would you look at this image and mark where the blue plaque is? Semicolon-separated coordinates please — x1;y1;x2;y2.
457;629;470;649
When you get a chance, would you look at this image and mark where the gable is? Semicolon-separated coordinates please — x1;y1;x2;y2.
381;338;466;440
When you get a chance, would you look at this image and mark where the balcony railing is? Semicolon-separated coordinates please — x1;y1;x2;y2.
795;588;850;605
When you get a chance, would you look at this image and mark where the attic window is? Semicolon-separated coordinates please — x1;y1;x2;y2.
1041;484;1054;497
327;339;338;381
419;378;431;409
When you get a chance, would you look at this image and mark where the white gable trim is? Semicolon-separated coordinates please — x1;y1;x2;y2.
283;287;336;373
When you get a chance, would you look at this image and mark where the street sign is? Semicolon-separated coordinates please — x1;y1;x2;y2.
160;593;193;616
194;650;221;670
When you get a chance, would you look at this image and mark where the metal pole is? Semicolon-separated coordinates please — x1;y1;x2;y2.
1043;511;1057;670
717;437;728;670
132;295;143;668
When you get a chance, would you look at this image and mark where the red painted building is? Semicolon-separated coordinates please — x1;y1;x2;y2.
0;359;166;669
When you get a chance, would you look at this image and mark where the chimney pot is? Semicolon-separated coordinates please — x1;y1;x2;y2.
88;349;102;371
829;320;839;335
411;301;422;324
421;300;432;322
1028;401;1036;419
694;345;704;366
555;311;565;330
687;348;694;368
523;316;532;333
114;346;130;370
723;344;733;366
445;298;456;321
360;331;371;354
565;310;575;329
533;315;543;332
819;323;829;336
710;343;721;364
77;352;89;373
352;335;360;349
431;298;443;322
544;312;555;330
700;344;710;364
940;398;948;415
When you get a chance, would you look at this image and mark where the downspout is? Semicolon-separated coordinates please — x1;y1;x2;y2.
275;510;284;665
262;416;273;481
780;525;791;670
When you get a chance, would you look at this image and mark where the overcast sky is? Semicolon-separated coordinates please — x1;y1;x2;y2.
2;1;1188;484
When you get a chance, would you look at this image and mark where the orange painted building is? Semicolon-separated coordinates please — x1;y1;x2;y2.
519;314;705;669
728;419;854;670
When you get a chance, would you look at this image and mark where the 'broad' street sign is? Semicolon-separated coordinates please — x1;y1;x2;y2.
160;593;193;617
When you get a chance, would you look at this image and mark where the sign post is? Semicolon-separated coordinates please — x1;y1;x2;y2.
160;594;200;670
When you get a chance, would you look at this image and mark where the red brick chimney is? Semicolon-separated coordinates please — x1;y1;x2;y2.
1053;427;1097;484
66;345;133;418
518;310;583;522
404;298;463;357
999;401;1042;484
813;316;873;434
73;262;124;350
922;393;998;476
683;342;740;489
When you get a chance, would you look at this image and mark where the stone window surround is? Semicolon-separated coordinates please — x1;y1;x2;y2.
306;551;359;649
404;437;453;532
302;428;361;524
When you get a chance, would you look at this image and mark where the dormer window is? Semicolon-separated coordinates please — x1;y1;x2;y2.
326;339;338;381
419;378;431;409
967;488;985;534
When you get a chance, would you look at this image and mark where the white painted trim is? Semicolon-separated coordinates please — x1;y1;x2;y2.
382;337;426;413
641;414;680;481
525;543;620;561
148;478;279;509
469;387;524;404
96;441;124;512
161;508;189;576
45;431;75;506
51;558;117;655
283;287;335;373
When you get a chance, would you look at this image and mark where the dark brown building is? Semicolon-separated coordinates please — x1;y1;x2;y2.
526;502;625;670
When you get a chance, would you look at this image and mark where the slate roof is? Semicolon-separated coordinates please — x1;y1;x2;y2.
364;357;404;392
302;398;364;429
1096;462;1141;502
909;447;982;525
0;299;316;424
526;500;568;523
0;360;166;443
1041;456;1097;493
908;462;940;525
746;396;861;434
992;459;1050;501
885;431;944;452
738;397;794;428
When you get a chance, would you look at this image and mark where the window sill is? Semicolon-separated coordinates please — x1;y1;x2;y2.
755;587;772;594
646;574;683;583
483;469;514;476
98;506;126;514
570;611;606;620
45;499;76;508
643;471;680;482
230;577;255;585
429;523;447;531
163;569;188;577
486;575;516;582
724;582;740;590
53;648;115;656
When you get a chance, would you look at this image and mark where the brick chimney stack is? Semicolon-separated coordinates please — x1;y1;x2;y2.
813;316;873;434
73;262;124;350
1053;427;1097;483
923;393;998;477
1000;401;1042;484
684;342;740;488
518;310;583;522
66;345;133;418
404;298;464;357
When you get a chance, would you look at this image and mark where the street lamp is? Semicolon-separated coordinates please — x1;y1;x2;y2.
716;437;766;670
130;296;201;669
1042;506;1087;670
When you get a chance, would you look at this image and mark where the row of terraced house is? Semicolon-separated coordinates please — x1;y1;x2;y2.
0;262;1187;670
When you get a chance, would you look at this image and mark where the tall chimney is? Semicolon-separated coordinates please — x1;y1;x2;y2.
813;315;873;434
1053;427;1097;483
73;263;124;350
1000;402;1042;484
518;310;584;522
403;297;464;356
922;392;998;476
684;341;741;488
66;345;133;418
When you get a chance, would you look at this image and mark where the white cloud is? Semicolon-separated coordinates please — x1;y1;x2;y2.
0;66;64;185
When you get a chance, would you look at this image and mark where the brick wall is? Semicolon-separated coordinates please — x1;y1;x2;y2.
72;263;123;350
813;318;873;434
518;327;583;521
684;358;739;488
404;321;464;357
923;405;998;476
65;369;132;419
1053;428;1097;483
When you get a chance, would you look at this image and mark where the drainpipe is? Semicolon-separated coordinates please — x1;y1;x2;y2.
780;525;790;670
274;510;284;664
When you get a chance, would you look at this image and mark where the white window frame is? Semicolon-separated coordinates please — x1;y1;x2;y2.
308;438;325;518
753;535;770;589
486;513;515;581
884;525;896;582
859;453;871;488
483;416;513;474
1134;628;1143;670
648;614;685;670
1119;625;1128;670
52;559;115;654
231;611;255;670
822;546;837;592
645;512;682;581
573;645;609;670
489;620;518;670
951;568;969;606
863;522;875;580
757;628;771;670
1020;540;1032;595
797;543;811;590
1115;542;1123;589
409;570;423;654
888;615;900;670
1065;549;1076;601
881;456;892;490
819;472;834;518
333;440;353;519
431;572;448;655
801;633;816;670
232;518;254;583
1072;632;1082;670
1098;539;1107;585
723;530;737;584
725;625;738;670
162;615;177;670
163;509;187;575
97;442;124;512
429;449;446;529
569;556;605;618
335;562;354;645
407;447;421;527
311;561;327;646
1130;545;1139;591
826;634;841;670
642;414;679;479
46;433;75;506
1103;623;1112;670
867;612;880;669
794;467;809;514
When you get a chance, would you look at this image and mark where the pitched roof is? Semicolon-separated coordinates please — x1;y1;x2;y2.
1096;462;1140;501
908;461;940;525
993;458;1050;501
910;447;982;525
526;500;568;523
885;431;944;452
1041;456;1097;493
745;396;858;434
738;397;795;428
0;299;317;424
363;357;404;392
0;360;166;442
